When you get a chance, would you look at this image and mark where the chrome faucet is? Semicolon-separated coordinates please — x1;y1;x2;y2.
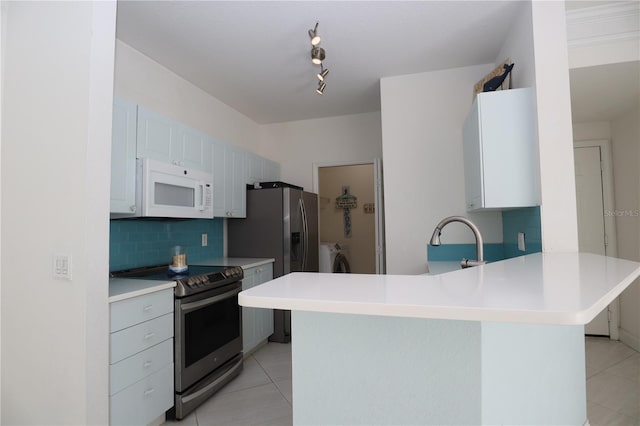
429;216;486;268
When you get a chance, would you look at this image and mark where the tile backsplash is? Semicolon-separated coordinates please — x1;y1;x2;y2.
109;218;223;271
502;206;542;259
427;207;542;263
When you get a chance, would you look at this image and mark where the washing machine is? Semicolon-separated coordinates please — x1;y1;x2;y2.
319;242;351;273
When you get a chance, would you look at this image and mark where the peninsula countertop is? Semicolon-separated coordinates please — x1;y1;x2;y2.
239;252;640;325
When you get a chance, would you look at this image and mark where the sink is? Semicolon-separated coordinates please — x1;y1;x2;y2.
423;261;462;275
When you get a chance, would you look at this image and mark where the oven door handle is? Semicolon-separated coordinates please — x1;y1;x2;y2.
180;287;241;314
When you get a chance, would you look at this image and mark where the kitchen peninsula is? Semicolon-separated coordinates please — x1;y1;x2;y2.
239;252;640;425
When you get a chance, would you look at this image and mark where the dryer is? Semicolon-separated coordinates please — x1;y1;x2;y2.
319;242;351;273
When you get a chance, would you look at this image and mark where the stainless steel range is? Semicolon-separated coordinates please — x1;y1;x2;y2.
111;264;244;419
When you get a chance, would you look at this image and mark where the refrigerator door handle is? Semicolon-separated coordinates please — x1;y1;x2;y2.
299;198;308;271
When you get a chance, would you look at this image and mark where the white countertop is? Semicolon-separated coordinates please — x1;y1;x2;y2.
197;257;275;269
109;278;176;303
239;252;640;325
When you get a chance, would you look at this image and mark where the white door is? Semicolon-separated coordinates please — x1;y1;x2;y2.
574;146;609;335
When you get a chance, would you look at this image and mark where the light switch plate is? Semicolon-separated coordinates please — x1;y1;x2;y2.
53;254;72;280
201;233;208;247
517;232;526;252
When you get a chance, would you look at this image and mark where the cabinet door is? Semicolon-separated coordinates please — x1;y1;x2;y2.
227;146;246;218
462;99;483;211
254;265;274;344
241;267;256;352
480;89;536;208
136;107;179;164
110;97;138;214
211;138;227;217
463;88;537;210
178;125;212;171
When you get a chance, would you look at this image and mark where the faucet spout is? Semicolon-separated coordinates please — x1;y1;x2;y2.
429;216;485;267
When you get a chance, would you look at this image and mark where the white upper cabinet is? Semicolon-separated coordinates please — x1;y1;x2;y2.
211;139;246;218
462;88;539;211
245;151;281;185
136;107;210;172
178;125;212;172
136;106;176;164
110;97;137;214
111;101;279;219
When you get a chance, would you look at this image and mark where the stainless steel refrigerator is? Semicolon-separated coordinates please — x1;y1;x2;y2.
228;182;319;342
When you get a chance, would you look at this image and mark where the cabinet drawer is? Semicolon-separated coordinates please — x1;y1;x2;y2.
110;288;174;332
110;338;173;396
110;362;174;426
111;313;174;364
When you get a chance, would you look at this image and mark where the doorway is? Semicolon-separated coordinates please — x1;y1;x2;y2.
574;140;618;337
313;159;385;274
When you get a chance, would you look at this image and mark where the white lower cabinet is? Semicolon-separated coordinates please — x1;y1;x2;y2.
109;289;174;426
242;263;274;354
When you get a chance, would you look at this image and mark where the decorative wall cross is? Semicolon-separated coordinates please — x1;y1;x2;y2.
335;186;357;237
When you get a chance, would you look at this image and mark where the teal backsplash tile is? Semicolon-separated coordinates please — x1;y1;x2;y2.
109;218;224;271
427;243;505;262
502;207;542;259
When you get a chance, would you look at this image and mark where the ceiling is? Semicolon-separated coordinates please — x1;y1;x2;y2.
116;1;639;126
569;61;640;123
116;1;524;124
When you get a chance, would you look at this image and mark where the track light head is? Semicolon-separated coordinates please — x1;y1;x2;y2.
308;22;321;46
311;47;325;65
317;66;329;82
316;82;326;95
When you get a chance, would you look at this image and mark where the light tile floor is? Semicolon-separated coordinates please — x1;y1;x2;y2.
586;336;640;425
168;337;639;426
167;342;293;426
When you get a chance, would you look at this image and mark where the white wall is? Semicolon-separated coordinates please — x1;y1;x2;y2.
495;1;536;89
531;1;579;252
114;40;260;152
573;121;611;141
258;112;382;191
1;2;115;424
380;64;504;275
0;1;6;420
611;106;640;351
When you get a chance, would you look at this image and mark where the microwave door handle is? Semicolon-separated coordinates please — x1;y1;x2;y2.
197;182;205;211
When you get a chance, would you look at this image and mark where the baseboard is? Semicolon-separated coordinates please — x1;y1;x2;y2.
619;328;640;352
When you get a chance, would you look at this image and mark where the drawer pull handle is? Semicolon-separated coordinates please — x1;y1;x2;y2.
143;305;153;312
144;388;155;396
143;332;155;340
143;361;152;368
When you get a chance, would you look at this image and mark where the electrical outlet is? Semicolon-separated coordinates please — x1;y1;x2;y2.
201;233;208;247
518;232;526;252
53;254;72;280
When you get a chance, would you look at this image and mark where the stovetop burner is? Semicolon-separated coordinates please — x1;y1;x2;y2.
110;264;243;297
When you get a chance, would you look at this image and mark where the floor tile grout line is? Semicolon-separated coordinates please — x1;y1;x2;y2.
253;349;294;407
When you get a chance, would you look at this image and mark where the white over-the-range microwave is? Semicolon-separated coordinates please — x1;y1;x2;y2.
112;158;214;219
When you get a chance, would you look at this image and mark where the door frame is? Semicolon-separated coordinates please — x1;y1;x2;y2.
312;159;386;274
574;139;619;339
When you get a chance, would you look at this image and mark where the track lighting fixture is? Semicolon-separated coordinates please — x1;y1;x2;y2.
317;66;329;82
308;21;329;95
311;47;325;65
308;22;321;46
